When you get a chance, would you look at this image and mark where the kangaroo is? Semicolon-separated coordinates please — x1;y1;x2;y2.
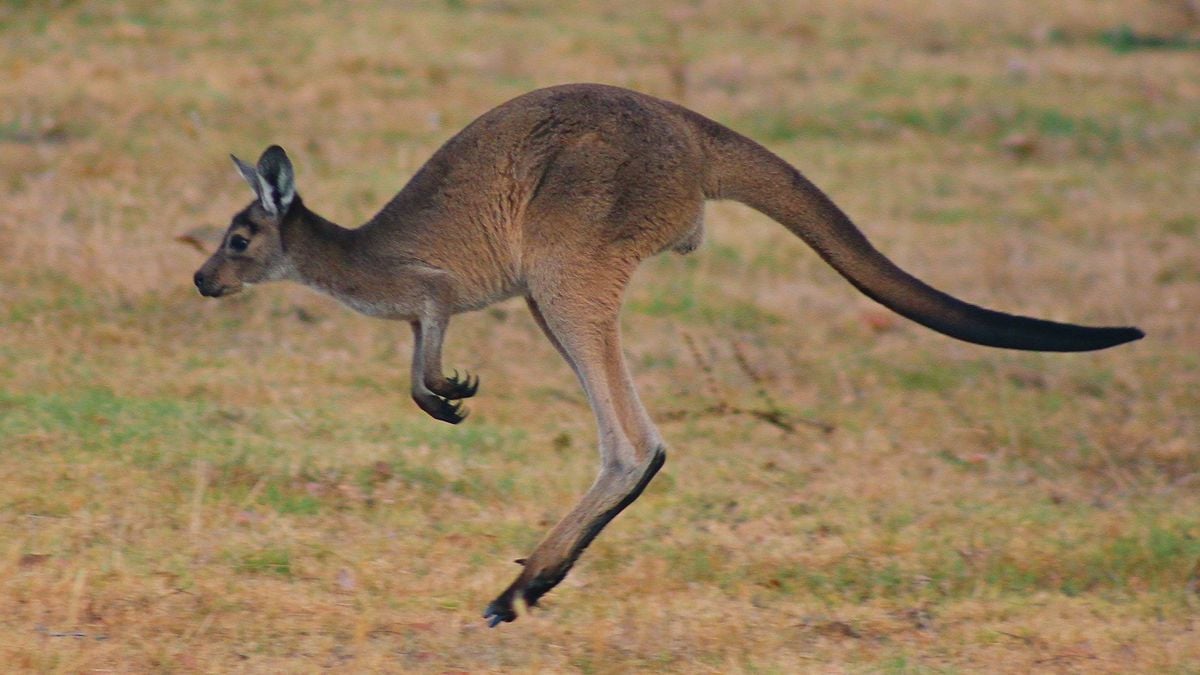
193;83;1142;626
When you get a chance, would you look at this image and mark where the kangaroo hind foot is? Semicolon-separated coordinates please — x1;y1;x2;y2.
483;446;666;627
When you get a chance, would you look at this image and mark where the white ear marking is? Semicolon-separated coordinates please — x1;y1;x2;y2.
256;174;279;215
255;145;296;215
277;180;295;211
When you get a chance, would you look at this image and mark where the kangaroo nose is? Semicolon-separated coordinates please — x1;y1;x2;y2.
193;271;205;288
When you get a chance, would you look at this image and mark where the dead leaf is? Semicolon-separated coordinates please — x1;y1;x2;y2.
176;226;225;253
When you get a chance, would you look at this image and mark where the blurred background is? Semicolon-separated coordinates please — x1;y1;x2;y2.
1;1;1197;671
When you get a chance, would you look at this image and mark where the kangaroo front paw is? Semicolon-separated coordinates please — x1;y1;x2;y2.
412;392;468;424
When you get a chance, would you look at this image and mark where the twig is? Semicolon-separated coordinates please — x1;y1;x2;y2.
190;460;209;538
667;333;834;434
681;330;725;407
995;630;1036;645
35;625;108;641
730;339;781;413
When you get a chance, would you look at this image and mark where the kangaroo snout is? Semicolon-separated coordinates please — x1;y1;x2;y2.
192;269;217;297
193;267;238;298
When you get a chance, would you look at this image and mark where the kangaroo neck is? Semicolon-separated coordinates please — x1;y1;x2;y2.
281;200;359;291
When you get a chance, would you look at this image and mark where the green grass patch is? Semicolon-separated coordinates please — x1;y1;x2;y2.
1156;261;1200;286
628;258;781;328
936;449;981;472
752;110;841;143
260;482;322;516
2;271;93;324
0;388;195;459
1098;25;1200;53
233;548;294;577
388;419;524;461
1163;215;1198;237
869;106;970;135
733;99;1130;159
912;206;977;226
887;359;989;394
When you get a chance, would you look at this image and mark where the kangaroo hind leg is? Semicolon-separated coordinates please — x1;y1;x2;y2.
484;267;666;626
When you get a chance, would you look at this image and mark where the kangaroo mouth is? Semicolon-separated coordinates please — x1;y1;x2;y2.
195;277;244;298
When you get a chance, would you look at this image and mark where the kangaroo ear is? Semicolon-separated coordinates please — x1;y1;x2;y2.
231;154;264;202
254;145;296;217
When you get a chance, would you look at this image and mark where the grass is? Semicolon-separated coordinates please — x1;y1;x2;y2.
2;0;1198;671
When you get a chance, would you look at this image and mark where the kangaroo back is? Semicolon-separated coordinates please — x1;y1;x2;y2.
692;122;1142;352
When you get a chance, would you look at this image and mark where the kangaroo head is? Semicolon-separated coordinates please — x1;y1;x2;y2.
193;145;298;298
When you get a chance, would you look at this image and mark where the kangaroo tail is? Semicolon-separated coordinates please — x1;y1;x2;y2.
694;119;1142;352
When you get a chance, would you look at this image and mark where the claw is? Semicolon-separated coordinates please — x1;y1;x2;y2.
413;392;469;424
439;399;467;424
441;370;480;400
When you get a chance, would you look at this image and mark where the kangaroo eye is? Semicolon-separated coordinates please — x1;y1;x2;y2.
229;235;250;253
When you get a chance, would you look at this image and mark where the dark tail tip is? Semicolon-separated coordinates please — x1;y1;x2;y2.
1092;326;1144;350
1035;324;1144;352
908;302;1146;351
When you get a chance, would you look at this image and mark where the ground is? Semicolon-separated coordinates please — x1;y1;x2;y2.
1;0;1198;671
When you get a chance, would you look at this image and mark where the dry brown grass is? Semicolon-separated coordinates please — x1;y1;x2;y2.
2;0;1198;671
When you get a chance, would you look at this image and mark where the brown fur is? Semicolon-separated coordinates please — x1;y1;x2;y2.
194;83;1141;626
